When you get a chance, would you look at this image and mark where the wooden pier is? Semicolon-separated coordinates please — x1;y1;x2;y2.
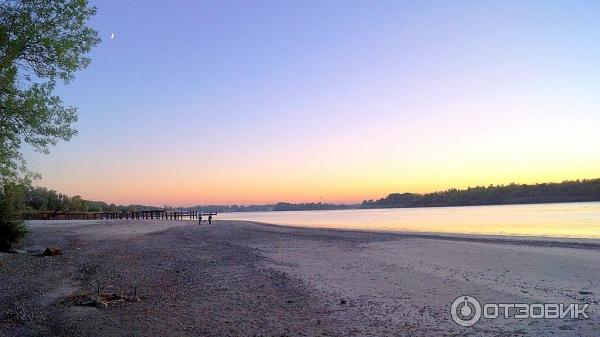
25;210;217;221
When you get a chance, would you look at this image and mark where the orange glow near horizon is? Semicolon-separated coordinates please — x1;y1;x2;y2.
28;104;600;206
28;109;600;206
31;143;600;206
29;103;600;206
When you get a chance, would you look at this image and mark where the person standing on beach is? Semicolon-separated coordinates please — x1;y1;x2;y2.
198;214;202;225
208;214;212;225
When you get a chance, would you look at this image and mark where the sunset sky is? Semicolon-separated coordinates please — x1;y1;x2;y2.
24;0;600;206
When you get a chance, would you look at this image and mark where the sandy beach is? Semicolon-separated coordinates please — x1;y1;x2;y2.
1;220;599;336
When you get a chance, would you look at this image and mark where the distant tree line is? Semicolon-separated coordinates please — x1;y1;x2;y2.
24;186;159;214
24;188;277;215
183;204;273;213
182;202;355;213
24;179;600;217
361;179;600;209
271;202;355;211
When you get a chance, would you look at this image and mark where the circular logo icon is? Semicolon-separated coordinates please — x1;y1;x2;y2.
451;295;482;327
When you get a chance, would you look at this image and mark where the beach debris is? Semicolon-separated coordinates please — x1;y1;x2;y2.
8;248;27;254
340;299;347;305
66;290;141;309
43;246;62;256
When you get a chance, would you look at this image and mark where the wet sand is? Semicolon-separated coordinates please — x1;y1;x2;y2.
1;220;599;336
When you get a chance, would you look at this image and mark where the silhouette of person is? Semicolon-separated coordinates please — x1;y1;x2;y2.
208;214;212;225
198;214;202;225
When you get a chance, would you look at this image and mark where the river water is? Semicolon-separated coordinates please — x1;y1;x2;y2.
218;202;600;238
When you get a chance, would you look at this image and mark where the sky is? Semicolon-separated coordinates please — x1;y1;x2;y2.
24;0;600;206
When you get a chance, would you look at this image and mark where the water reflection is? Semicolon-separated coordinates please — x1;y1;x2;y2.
219;202;600;238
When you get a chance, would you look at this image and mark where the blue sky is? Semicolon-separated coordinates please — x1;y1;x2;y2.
25;0;600;205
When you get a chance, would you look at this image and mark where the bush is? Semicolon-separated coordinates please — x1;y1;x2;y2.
0;183;28;251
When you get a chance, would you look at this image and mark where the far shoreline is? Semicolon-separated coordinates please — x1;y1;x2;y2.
216;201;600;241
224;199;600;213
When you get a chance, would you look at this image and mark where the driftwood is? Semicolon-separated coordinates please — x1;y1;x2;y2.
67;290;141;308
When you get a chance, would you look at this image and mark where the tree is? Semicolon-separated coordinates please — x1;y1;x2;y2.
0;0;100;184
0;182;27;251
0;0;99;250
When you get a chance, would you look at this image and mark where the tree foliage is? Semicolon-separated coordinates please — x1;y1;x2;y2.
361;179;600;208
0;182;27;250
0;0;100;184
0;0;99;250
23;185;163;213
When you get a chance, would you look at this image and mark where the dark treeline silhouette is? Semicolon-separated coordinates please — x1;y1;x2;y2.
185;204;274;213
272;202;354;211
23;187;277;214
182;202;353;213
24;186;159;213
361;179;600;209
24;179;600;216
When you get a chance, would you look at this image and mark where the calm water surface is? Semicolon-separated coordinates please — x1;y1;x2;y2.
219;202;600;238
